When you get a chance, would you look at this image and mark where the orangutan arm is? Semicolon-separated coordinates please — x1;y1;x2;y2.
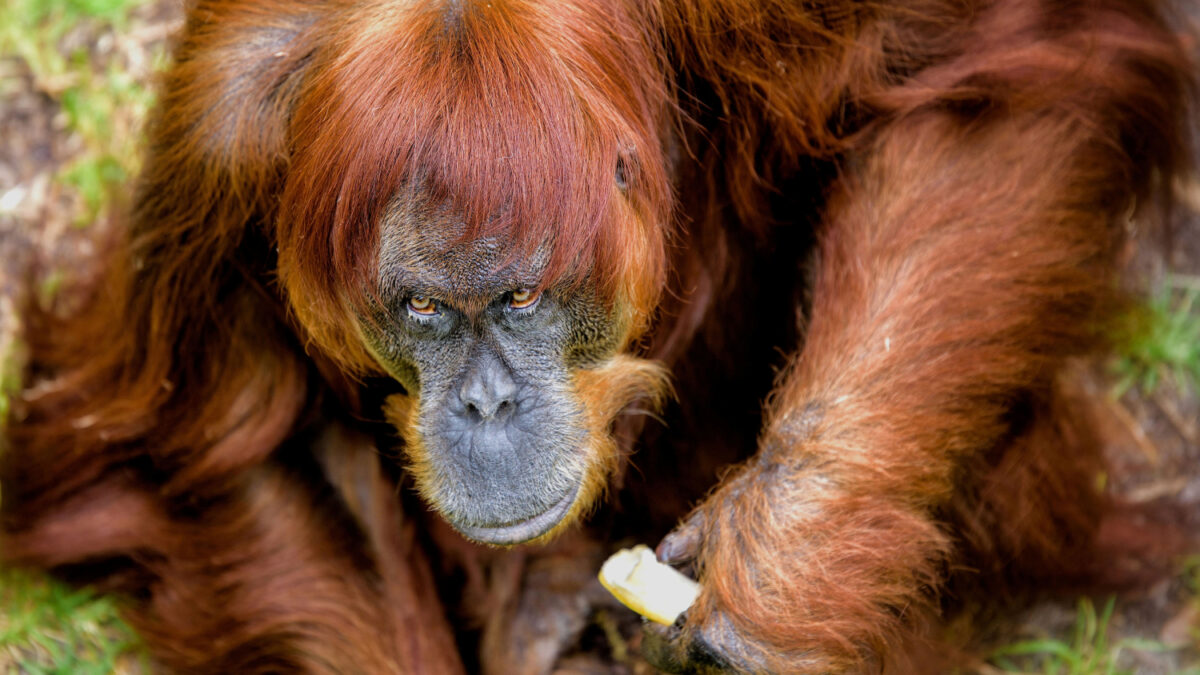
647;95;1155;672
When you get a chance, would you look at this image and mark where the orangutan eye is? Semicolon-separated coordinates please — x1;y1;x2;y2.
407;295;439;316
509;289;541;310
615;157;629;193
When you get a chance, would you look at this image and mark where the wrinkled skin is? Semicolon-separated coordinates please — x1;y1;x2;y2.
363;191;626;546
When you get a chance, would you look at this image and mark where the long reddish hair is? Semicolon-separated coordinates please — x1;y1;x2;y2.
2;0;1193;671
279;0;675;370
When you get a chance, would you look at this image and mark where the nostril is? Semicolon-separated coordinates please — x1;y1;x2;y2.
461;394;515;421
457;348;520;421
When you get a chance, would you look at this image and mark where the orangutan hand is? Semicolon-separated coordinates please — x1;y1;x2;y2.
642;453;949;674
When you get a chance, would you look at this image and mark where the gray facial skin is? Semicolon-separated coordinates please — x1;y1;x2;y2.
362;192;621;545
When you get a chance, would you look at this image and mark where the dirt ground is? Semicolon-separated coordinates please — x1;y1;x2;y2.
1;2;1199;673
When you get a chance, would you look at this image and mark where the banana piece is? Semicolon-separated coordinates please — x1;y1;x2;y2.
598;544;700;625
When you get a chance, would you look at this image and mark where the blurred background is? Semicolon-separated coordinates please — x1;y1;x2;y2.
0;1;1198;673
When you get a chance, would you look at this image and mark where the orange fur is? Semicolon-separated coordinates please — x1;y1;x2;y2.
1;0;1193;672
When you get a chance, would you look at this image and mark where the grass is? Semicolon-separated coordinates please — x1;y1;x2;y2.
1111;276;1200;398
0;0;163;225
1;2;163;671
0;569;144;674
988;597;1188;675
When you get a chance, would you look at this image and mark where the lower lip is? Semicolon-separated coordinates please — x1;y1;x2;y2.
454;482;580;545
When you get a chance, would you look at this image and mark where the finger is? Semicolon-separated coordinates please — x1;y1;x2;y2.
657;509;706;565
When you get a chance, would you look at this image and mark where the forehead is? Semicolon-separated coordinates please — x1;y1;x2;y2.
377;191;550;304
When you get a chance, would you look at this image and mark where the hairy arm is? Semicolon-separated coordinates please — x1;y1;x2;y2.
649;6;1190;668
